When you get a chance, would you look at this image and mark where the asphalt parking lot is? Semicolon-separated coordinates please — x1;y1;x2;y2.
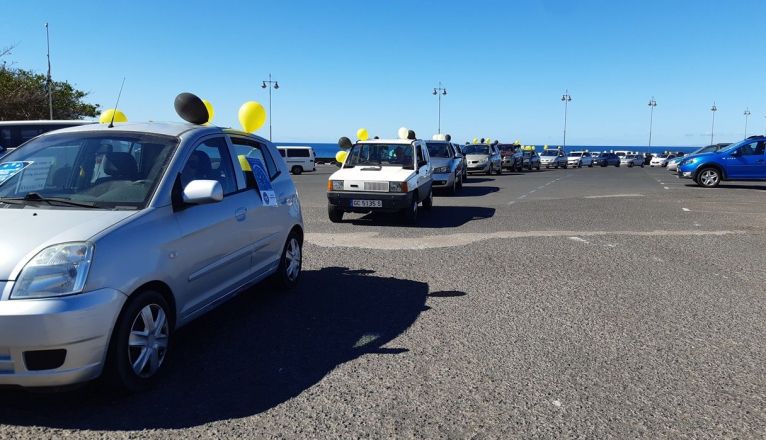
2;164;765;438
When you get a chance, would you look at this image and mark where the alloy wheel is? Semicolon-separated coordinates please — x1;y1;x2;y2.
700;169;720;187
285;237;302;281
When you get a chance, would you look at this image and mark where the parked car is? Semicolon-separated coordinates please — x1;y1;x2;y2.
522;150;541;170
620;154;645;168
498;144;524;172
650;153;676;167
594;152;621;167
464;143;502;175
0;122;304;391
539;149;567;168
0;120;96;154
567;151;594;168
452;144;468;181
277;146;316;175
666;156;683;172
327;138;433;222
426;140;463;194
677;136;766;188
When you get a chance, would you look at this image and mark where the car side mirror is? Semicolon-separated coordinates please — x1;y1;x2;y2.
731;149;740;157
183;180;223;204
418;160;428;168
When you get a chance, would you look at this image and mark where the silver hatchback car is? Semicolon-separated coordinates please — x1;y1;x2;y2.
0;122;303;391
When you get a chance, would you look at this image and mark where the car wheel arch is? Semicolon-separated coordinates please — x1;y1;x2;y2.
129;281;177;330
695;163;726;180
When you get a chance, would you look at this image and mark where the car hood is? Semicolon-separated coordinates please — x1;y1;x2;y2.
540;156;558;161
430;157;451;168
0;208;136;280
329;166;416;183
465;154;489;161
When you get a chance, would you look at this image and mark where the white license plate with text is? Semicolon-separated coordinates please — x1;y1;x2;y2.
352;200;382;208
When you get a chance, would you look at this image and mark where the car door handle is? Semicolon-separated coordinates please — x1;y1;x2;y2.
235;207;247;221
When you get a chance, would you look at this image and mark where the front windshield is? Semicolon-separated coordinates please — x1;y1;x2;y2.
426;142;450;158
541;150;559;156
463;145;489;155
344;143;414;168
0;132;177;209
568;152;582;157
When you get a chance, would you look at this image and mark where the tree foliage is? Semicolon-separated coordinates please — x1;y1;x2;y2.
0;48;99;120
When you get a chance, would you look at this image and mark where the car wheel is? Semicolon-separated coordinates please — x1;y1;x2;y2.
496;165;502;175
291;166;302;175
328;204;344;223
403;195;418;223
456;175;463;190
273;230;303;289
536;163;541;170
640;163;644;168
486;165;492;176
104;290;171;392
696;168;721;188
628;163;633;168
616;163;620;167
562;164;568;169
422;189;433;209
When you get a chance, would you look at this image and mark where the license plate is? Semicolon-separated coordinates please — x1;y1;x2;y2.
352;200;382;208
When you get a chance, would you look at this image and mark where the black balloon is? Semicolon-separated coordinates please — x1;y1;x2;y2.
174;92;208;125
338;136;353;149
480;138;485;143
373;136;380;139
445;134;451;142
407;130;416;140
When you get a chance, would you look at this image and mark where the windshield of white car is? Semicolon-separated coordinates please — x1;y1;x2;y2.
463;145;489;155
426;142;451;158
0;132;177;209
540;150;559;156
568;152;583;157
344;143;414;168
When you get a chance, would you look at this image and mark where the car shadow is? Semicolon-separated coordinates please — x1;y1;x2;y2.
438;186;499;197
347;206;496;228
684;183;766;191
0;267;437;430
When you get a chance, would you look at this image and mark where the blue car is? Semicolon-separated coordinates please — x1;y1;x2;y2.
677;136;766;187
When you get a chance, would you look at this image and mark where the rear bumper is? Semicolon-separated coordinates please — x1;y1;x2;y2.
327;190;413;211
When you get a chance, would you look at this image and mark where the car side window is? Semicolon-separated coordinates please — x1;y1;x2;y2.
230;137;280;180
417;145;425;164
181;137;237;195
739;141;765;156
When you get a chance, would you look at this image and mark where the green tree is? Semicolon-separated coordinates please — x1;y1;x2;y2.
0;48;99;120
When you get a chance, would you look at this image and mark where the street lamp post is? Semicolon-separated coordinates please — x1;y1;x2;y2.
710;102;718;145
561;90;572;149
744;108;751;138
260;73;279;141
648;97;657;151
432;81;447;134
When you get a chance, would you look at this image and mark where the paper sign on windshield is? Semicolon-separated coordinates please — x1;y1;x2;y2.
246;157;277;207
0;161;33;185
17;157;55;193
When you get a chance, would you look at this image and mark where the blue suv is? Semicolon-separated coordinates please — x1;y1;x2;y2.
677;136;766;187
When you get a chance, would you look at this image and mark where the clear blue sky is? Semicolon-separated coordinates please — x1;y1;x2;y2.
2;0;765;146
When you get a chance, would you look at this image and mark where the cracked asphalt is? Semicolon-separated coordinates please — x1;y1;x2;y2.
1;164;764;439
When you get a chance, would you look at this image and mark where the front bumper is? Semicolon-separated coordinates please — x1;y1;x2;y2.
432;172;455;188
327;190;414;212
467;163;490;173
0;287;126;387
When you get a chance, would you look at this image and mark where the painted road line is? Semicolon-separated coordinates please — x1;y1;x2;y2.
682;207;691;212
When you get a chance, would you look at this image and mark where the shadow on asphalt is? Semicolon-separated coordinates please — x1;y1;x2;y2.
0;267;439;430
684;183;766;191
446;186;499;197
347;206;496;228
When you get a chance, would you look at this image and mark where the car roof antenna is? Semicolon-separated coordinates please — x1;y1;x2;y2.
108;77;126;128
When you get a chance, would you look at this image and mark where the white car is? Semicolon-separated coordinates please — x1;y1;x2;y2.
650;154;676;167
620;154;645;167
539;149;567;168
567;151;594;168
327;138;433;223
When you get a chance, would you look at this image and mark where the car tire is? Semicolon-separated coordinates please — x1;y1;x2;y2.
496;165;502;175
628;163;633;168
272;230;303;289
536;164;540;171
422;189;433;209
403;195;418;223
562;164;568;169
328;204;344;223
456;176;463;190
696;167;721;188
486;165;492;176
640;163;644;168
104;290;172;393
291;166;302;175
616;163;620;167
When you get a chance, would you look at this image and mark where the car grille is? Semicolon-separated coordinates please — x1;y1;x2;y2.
363;182;389;192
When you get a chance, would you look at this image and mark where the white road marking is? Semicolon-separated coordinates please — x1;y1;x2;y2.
664;186;669;190
682;208;691;212
307;229;746;250
529;189;536;193
552;400;562;408
519;195;527;199
508;201;516;206
585;194;644;199
568;236;590;244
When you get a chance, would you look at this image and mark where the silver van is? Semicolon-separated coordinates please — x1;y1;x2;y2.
277;146;316;175
0;122;303;391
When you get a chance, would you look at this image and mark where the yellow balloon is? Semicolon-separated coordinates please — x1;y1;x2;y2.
238;101;267;133
486;138;492;144
472;138;479;144
335;150;348;164
99;108;127;124
357;128;369;141
202;99;214;124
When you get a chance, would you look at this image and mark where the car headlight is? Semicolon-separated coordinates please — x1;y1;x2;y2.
11;243;94;299
434;166;449;173
478;158;488;164
328;180;344;191
389;181;408;193
684;158;699;166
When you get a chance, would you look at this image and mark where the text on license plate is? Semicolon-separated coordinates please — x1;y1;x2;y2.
352;200;382;208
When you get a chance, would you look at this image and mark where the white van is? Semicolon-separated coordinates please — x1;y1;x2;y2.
277;146;316;175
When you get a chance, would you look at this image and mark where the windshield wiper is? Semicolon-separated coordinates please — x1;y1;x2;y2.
0;192;101;209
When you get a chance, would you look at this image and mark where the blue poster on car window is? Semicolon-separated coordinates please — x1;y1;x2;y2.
246;157;277;207
0;161;32;185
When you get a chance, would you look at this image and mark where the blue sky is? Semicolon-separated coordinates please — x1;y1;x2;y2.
2;0;765;146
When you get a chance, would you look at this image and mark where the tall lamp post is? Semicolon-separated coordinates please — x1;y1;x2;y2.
710;102;718;145
561;90;572;149
433;81;447;134
260;73;279;141
647;97;657;151
743;108;751;138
